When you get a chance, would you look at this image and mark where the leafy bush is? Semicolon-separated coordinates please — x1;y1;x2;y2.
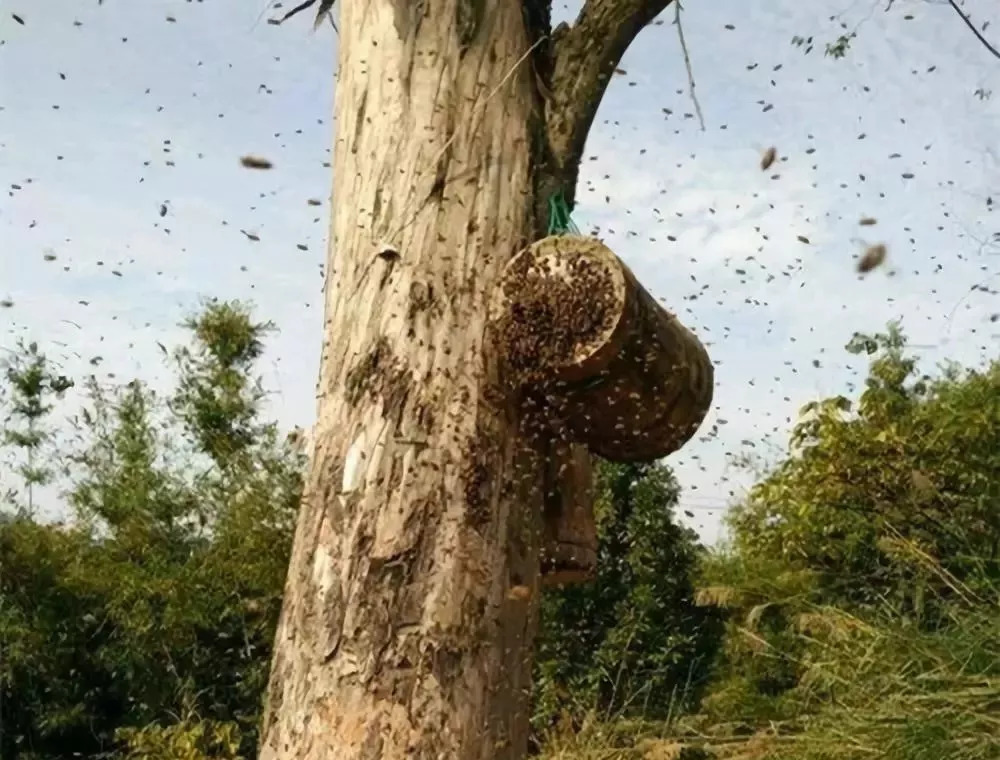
688;324;1000;759
729;323;1000;615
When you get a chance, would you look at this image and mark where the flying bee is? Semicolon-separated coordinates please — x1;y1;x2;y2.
857;243;887;274
240;155;273;170
760;146;778;171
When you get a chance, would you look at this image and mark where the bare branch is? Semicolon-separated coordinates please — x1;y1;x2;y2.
674;1;704;131
270;0;316;25
943;0;1000;61
269;0;336;29
544;0;673;202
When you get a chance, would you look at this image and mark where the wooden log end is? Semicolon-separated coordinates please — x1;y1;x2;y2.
491;235;715;462
489;235;628;386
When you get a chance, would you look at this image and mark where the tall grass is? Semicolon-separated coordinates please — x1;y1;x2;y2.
539;556;1000;760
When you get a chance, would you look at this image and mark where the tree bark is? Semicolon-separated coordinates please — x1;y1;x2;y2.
260;2;681;759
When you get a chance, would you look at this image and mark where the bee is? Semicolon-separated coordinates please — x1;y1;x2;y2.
760;146;778;171
240;155;273;170
857;243;887;274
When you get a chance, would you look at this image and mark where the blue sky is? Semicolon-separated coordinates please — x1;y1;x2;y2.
2;0;999;542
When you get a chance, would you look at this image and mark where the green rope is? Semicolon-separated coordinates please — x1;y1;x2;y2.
546;189;581;236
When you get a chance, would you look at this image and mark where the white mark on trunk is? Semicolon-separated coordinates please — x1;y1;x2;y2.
311;543;336;592
365;417;391;491
342;430;367;493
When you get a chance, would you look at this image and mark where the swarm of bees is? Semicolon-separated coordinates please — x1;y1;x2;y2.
760;146;888;275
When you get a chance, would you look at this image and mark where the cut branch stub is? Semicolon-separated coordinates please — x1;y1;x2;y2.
490;235;714;461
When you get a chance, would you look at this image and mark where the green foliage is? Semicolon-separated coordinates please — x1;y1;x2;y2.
0;515;115;758
689;323;1000;759
171;300;275;468
824;33;854;59
790;31;855;59
533;461;723;736
14;306;999;760
537;324;1000;760
730;323;1000;614
1;340;74;513
0;301;301;760
116;709;244;760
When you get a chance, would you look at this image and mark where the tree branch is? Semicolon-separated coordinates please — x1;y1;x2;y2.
943;0;1000;61
544;0;673;205
674;1;704;131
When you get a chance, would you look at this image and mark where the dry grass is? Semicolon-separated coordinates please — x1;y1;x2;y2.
540;580;1000;760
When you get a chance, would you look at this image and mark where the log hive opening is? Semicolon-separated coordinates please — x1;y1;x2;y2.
490;235;714;462
491;236;626;388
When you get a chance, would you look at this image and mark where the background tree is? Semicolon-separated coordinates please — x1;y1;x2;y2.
728;322;1000;613
685;324;1000;760
533;461;722;735
0;341;73;514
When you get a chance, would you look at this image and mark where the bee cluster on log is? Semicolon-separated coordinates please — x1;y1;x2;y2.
487;235;715;585
489;235;713;461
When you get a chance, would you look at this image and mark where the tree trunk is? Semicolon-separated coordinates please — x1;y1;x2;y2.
260;4;546;758
260;2;688;759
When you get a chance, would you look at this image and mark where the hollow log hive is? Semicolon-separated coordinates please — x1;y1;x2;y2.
489;235;714;584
